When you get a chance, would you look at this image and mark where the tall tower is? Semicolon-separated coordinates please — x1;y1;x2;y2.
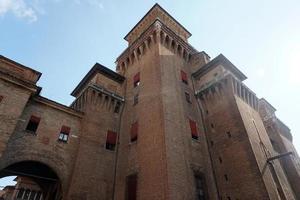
114;4;218;200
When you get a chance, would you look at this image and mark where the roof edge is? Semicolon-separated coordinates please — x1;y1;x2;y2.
71;63;125;97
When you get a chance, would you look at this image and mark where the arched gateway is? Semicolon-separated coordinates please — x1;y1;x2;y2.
0;161;63;200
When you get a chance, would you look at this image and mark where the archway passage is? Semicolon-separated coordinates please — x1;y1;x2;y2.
0;161;62;200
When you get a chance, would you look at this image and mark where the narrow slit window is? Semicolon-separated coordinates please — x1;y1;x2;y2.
130;121;138;142
133;72;140;87
185;92;191;103
0;95;3;103
26;115;40;133
189;119;198;140
194;174;207;200
181;70;188;84
58;125;70;143
227;131;232;138
133;94;139;105
106;130;117;151
126;174;137;200
114;102;121;113
224;174;229;181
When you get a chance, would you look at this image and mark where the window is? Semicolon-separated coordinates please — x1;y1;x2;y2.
224;174;229;181
219;156;223;163
58;125;70;143
0;95;3;103
29;191;36;200
133;94;139;105
24;189;30;200
35;192;42;200
194;174;207;200
185;92;191;103
114;102;121;113
226;131;231;138
106;130;117;151
210;123;214;128
210;141;214;146
189;119;198;139
17;188;25;198
26;115;40;133
130;121;138;142
181;70;188;84
133;72;140;87
126;174;137;200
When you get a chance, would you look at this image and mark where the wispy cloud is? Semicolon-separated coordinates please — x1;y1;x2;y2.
74;0;104;9
0;0;37;22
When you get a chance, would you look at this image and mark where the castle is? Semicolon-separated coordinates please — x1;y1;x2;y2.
0;3;299;200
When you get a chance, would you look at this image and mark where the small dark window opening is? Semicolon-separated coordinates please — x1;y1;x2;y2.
210;123;214;128
224;174;229;181
35;192;42;200
0;95;3;103
29;191;36;200
131;122;138;142
58;126;70;143
106;130;117;151
24;189;30;200
219;157;222;163
126;174;138;200
17;188;25;198
133;94;139;105
194;174;207;200
206;110;209;114
133;72;140;87
114;102;121;113
227;131;232;138
105;95;109;101
210;141;214;146
227;197;231;200
185;92;192;103
26;115;40;133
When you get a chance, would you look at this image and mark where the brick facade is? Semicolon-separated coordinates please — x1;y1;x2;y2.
0;3;299;200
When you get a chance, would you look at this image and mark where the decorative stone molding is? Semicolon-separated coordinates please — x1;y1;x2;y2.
116;19;197;74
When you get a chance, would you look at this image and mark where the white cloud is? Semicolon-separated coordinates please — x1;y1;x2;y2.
0;0;37;22
75;0;104;9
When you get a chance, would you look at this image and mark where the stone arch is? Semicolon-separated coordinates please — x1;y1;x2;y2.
0;160;63;200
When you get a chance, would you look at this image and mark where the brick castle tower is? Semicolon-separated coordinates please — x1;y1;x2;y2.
0;3;299;200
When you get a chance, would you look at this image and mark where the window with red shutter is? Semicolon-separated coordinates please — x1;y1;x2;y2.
106;130;117;151
26;115;40;133
58;125;70;143
130;122;138;142
181;70;188;84
126;174;137;200
133;72;140;87
189;119;198;139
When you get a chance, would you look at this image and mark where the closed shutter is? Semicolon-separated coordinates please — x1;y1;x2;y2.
131;122;138;142
189;119;198;139
107;131;117;145
181;70;188;84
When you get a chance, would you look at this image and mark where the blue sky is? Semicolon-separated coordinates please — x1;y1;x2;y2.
0;0;299;186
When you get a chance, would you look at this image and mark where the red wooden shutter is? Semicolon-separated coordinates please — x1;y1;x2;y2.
127;174;137;200
189;119;198;138
30;115;40;123
133;72;140;84
181;70;188;83
131;122;138;141
61;126;70;134
107;131;117;145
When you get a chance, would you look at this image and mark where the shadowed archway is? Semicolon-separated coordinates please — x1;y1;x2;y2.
0;161;63;200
